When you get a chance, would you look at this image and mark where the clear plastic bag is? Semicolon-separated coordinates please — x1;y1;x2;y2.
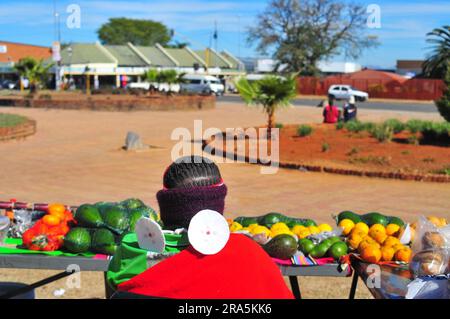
409;216;449;277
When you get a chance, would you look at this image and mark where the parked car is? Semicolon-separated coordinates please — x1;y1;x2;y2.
127;82;180;93
180;75;224;96
328;85;369;102
0;79;17;90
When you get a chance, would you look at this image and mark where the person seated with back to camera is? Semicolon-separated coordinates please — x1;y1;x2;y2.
323;97;341;124
117;155;294;299
343;96;358;122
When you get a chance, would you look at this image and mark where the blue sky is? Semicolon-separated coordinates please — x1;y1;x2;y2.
0;0;448;68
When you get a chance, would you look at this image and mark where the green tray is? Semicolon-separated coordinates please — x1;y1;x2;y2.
0;238;95;257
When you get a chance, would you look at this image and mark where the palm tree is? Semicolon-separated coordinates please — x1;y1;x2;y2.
423;25;450;79
142;69;159;93
157;70;186;95
14;57;53;94
236;74;297;139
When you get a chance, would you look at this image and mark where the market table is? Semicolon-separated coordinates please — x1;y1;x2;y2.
350;259;413;299
0;254;111;299
279;263;353;299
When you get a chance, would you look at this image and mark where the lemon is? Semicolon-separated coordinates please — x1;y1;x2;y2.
318;223;333;232
308;225;320;234
297;229;311;239
251;225;271;237
292;225;307;236
247;223;259;232
338;219;355;236
271;229;296;238
270;222;289;232
229;222;243;232
369;224;386;234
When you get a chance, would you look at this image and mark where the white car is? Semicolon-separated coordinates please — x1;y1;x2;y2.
180;75;224;96
127;82;180;93
328;85;369;102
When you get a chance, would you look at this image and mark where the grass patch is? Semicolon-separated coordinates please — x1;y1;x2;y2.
297;124;313;137
346;147;360;156
0;113;27;128
275;123;284;129
349;155;391;166
433;166;450;175
321;142;330;152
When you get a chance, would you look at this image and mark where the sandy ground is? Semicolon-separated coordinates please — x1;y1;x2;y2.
0;101;449;299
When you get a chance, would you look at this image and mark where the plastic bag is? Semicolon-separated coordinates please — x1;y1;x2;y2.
409;216;449;277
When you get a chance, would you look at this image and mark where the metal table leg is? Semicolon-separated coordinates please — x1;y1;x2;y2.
288;276;302;299
0;270;75;299
349;271;359;299
103;272;114;299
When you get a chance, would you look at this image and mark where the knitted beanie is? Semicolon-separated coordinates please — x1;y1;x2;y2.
157;156;227;229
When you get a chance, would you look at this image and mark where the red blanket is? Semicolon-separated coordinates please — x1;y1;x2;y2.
118;233;294;299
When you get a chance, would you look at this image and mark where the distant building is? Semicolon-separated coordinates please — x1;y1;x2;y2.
56;42;245;89
396;60;424;77
0;41;52;79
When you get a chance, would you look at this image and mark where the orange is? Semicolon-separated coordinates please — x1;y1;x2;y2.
369;224;386;238
297;229;311;239
42;214;61;226
395;247;412;263
373;231;388;244
385;224;400;236
308;225;320;234
427;216;444;227
348;233;364;250
380;246;395;262
358;238;380;253
391;243;405;253
383;236;401;248
353;222;369;234
338;219;355;236
360;246;381;263
226;218;233;226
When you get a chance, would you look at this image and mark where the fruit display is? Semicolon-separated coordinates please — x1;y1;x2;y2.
21;204;73;251
336;211;405;227
338;215;413;263
64;198;159;255
299;236;348;259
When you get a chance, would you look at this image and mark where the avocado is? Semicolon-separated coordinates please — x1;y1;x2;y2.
121;198;146;210
64;227;91;253
303;219;317;227
259;212;286;227
388;216;405;227
285;218;308;228
234;216;259;227
328;236;341;245
75;204;104;228
263;234;298;260
91;228;119;255
337;211;362;223
362;212;389;227
102;206;130;235
95;202;118;215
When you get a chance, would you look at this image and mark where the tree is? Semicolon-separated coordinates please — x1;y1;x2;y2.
236;75;297;139
97;18;171;46
248;0;379;75
435;65;450;122
166;41;190;49
14;57;53;94
423;26;450;79
142;69;159;93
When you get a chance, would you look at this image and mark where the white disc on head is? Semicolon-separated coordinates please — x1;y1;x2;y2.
188;209;230;255
136;217;165;253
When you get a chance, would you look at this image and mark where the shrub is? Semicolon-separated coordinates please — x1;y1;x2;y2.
384;119;405;134
275;123;284;129
371;123;394;143
344;120;366;133
407;135;419;145
406;119;426;133
0;113;27;128
336;122;344;130
322;142;330;152
420;122;450;142
297;124;313;137
362;122;376;133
